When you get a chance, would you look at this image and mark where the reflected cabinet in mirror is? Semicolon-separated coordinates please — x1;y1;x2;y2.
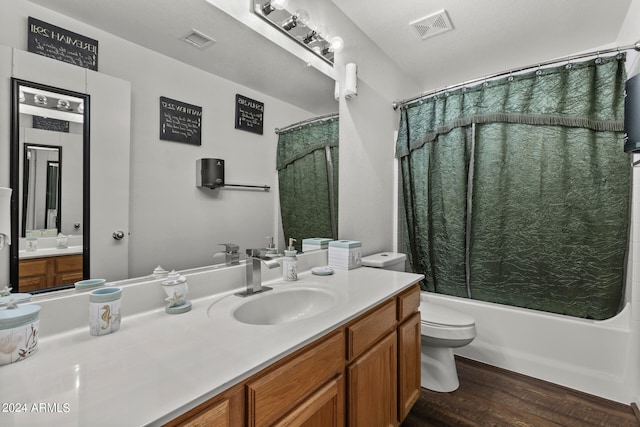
10;79;90;293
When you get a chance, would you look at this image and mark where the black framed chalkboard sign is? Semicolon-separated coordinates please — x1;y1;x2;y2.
235;94;264;135
28;17;99;71
159;97;202;146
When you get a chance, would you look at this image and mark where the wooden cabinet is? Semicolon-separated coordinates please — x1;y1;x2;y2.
19;254;83;291
273;375;344;427
165;383;244;427
247;331;344;427
348;332;398;427
166;284;421;427
398;311;421;420
397;285;421;421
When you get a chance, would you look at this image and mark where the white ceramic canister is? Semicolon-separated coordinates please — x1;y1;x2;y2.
161;271;191;314
89;287;122;336
0;303;41;366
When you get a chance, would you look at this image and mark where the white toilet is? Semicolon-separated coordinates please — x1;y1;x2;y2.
419;295;476;392
362;252;477;393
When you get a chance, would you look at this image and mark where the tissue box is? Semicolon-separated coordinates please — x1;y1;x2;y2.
328;240;362;270
302;238;333;252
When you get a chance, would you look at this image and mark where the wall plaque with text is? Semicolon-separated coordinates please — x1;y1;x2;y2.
27;17;99;71
32;116;70;133
235;94;264;135
159;97;202;146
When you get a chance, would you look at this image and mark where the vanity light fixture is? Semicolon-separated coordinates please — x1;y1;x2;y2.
252;0;344;65
282;15;298;31
303;31;317;44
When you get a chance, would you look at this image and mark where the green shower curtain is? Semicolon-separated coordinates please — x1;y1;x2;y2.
277;117;339;249
397;55;630;320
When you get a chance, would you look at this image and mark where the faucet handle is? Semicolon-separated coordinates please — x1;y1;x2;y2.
219;243;239;253
246;248;261;257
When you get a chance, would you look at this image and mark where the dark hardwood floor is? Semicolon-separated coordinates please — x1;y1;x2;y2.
402;356;639;427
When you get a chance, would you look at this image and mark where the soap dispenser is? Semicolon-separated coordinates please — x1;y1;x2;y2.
265;236;278;257
283;238;298;281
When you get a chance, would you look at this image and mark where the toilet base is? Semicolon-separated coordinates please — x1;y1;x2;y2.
421;344;460;392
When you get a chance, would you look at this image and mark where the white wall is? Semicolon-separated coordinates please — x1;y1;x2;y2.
301;1;421;255
0;0;321;283
616;0;640;407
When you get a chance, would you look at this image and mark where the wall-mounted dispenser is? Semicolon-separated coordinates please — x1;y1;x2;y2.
196;158;225;188
344;63;358;99
625;74;640;153
196;158;270;190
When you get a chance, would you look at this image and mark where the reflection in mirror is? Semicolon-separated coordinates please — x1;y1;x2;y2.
276;113;339;251
22;145;62;236
10;79;90;294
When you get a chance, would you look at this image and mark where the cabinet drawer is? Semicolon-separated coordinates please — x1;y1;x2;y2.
247;330;344;427
397;285;420;322
19;276;47;292
54;272;84;286
347;299;397;361
18;259;48;277
55;254;83;273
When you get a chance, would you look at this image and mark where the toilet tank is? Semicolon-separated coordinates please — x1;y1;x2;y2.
361;252;406;271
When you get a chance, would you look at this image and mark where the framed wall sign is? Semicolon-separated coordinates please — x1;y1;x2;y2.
159;97;202;145
33;116;70;133
27;17;99;71
235;94;264;135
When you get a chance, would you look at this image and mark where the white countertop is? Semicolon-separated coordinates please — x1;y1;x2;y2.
18;245;83;259
0;266;423;427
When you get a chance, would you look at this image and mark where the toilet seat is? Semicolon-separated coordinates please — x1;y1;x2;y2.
420;303;476;340
420;302;475;327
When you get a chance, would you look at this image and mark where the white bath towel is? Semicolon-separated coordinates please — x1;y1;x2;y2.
0;187;12;248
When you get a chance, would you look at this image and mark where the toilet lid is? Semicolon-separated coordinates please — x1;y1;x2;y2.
421;303;475;327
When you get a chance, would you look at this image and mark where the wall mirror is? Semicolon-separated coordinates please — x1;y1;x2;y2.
22;144;62;235
10;78;90;293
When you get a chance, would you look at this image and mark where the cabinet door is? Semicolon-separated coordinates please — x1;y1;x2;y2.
247;331;344;427
348;332;398;427
274;375;344;427
179;399;229;427
398;311;421;421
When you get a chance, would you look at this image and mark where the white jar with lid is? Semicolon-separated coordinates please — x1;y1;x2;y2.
0;303;41;365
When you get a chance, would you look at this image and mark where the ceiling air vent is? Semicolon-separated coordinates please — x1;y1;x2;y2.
182;29;216;49
409;10;453;40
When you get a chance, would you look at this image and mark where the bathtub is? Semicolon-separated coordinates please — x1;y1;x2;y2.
420;291;637;404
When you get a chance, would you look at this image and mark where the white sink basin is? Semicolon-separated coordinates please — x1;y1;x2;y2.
231;287;339;325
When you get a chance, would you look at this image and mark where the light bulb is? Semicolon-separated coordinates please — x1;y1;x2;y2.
329;36;344;53
271;0;289;10
295;9;311;27
315;24;329;39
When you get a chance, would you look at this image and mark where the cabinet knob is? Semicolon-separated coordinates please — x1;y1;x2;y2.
112;230;125;240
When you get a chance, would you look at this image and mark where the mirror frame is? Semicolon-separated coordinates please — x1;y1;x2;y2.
21;144;63;236
10;78;91;293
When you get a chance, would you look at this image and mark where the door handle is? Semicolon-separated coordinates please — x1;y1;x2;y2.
112;230;125;240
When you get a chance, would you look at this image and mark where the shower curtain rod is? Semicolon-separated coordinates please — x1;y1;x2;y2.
275;112;338;134
392;41;640;110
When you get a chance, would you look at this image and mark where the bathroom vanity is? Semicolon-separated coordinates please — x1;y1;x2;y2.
166;284;421;427
0;251;423;427
18;253;83;291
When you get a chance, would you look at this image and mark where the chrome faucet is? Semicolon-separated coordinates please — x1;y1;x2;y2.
235;248;280;297
217;243;240;266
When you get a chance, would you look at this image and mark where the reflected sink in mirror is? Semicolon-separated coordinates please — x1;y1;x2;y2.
223;286;339;325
